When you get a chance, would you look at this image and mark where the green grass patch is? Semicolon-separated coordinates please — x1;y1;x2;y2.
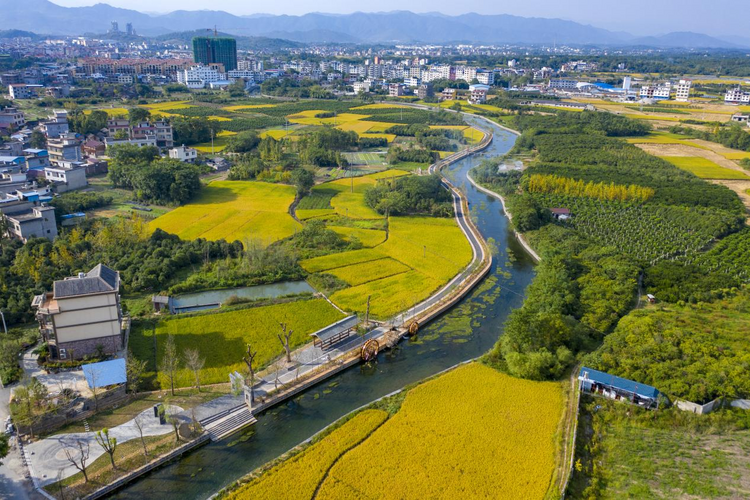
136;298;345;388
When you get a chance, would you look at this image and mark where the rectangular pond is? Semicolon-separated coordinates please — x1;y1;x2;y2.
171;281;315;314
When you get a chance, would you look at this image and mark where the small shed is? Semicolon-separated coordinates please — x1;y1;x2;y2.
550;208;571;221
310;315;359;350
152;295;171;313
579;366;661;409
82;358;127;390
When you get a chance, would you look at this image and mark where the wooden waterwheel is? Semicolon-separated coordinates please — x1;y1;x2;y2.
407;321;419;336
361;339;379;362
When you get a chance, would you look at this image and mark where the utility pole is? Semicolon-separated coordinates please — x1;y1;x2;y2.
210;129;215;155
0;311;6;335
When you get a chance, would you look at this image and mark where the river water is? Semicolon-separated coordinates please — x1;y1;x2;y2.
112;120;534;500
171;281;315;313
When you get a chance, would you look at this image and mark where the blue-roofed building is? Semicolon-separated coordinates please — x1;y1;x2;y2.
579;366;661;409
82;358;127;390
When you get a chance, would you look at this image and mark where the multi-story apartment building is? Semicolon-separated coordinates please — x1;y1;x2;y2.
675;79;692;102
32;264;124;361
639;83;671;100
468;84;490;104
549;79;578;90
78;58;193;78
725;87;750;104
177;65;224;89
8;84;36;99
0;200;57;242
388;83;406;97
192;37;237;71
47;133;82;164
476;70;495;85
416;83;434;99
455;66;477;83
0;107;26;132
131;120;173;148
169;145;198;162
40;109;69;138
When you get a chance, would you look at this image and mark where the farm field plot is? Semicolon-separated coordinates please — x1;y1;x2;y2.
661;156;750;179
141;101;193;111
327;257;410;286
300;249;386;273
316;363;563;500
299;170;472;318
147;299;345;387
223;104;277;111
578;406;750;500
287;110;370;126
150;181;301;244
259;129;292;140
222;410;389;500
328;226;386;247
342;152;387;165
84;107;128;116
350;103;411;110
296;209;336;220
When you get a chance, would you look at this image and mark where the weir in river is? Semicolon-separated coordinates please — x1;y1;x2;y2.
111;120;535;500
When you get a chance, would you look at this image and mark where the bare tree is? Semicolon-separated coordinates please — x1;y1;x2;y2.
132;414;149;457
160;334;179;396
126;351;148;395
160;405;181;443
243;344;257;402
183;348;205;392
88;367;101;411
56;468;66;500
63;439;90;483
94;428;118;470
277;322;294;363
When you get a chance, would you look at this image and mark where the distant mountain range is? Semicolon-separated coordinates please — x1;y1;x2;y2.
0;1;747;49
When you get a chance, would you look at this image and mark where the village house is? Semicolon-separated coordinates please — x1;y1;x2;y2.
32;264;125;361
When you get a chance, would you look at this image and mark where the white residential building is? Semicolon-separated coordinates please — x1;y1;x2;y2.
404;76;421;87
675;79;692;102
352;81;371;94
468;84;490;104
169;145;198;162
725;87;750;104
640;83;671;100
177;65;224;89
476;70;495;86
455;66;477;83
549;79;578;90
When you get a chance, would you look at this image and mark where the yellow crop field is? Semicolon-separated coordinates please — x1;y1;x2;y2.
260;129;291;140
222;104;277;111
152;299;344;387
316;363;564;500
463;127;484;143
150;181;301;244
361;133;397;142
301;249;386;273
336;121;374;133
723;152;750;160
429;125;469;130
224;410;388;500
207;116;232;121
328;226;386;247
330;270;440;318
661;156;750;180
193;137;230;152
85;107;129;116
287;110;370;126
365;121;398;132
351;103;411;110
328;257;410;286
299;171;472;318
142;101;193;111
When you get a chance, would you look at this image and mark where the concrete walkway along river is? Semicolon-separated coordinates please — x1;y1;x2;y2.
110;119;536;500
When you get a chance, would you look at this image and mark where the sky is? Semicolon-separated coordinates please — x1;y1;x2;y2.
50;0;745;37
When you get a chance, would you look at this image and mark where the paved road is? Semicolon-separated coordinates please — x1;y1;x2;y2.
26;405;185;487
0;383;38;500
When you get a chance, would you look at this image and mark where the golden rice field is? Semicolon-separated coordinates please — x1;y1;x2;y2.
661;156;750;180
223;410;389;500
150;299;344;387
150;181;301;244
84;107;129;116
350;103;411;109
328;226;386;247
328;257;411;286
141;100;193;111
302;363;563;500
287;110;371;126
301;248;386;273
260;129;291;140
303;216;472;318
207;116;232;121
220;364;564;500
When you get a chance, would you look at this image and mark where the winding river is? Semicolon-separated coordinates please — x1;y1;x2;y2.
112;120;534;500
